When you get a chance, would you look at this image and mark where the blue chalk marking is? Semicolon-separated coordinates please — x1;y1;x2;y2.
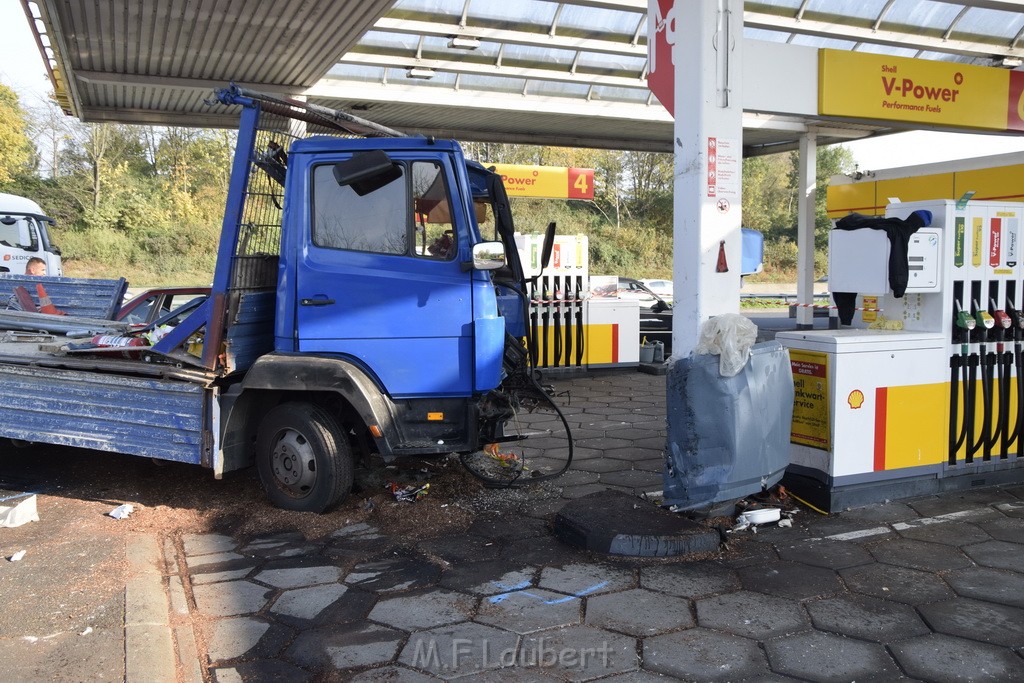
488;580;609;604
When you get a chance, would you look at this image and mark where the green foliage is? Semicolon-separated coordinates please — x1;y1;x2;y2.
0;84;33;185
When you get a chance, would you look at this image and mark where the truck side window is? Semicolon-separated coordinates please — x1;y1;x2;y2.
311;163;408;255
412;162;456;260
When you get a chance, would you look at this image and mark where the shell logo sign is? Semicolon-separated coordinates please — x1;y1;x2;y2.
848;390;865;410
489;164;595;200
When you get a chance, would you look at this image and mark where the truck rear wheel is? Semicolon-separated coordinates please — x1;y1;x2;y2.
256;402;353;512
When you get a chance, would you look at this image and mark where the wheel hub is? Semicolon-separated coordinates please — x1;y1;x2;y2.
270;429;317;495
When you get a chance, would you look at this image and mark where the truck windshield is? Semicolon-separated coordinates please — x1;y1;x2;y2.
0;215;39;252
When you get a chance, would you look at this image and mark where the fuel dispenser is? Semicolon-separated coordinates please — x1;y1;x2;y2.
777;199;1024;510
515;233;639;369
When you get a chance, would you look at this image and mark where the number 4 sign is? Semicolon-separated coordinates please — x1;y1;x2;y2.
568;168;595;200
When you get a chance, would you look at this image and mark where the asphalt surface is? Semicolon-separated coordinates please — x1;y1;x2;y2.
2;311;1023;681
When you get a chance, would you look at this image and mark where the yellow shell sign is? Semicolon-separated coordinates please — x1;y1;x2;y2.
819;49;1024;132
489;164;595;200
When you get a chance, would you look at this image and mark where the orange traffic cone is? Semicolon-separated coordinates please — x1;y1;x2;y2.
35;283;67;315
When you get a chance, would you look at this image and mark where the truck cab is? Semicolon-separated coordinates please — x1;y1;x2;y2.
0;193;63;276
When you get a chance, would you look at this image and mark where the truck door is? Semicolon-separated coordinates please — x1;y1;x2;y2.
295;156;478;398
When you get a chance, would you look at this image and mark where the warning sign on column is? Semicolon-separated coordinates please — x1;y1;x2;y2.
709;137;740;203
790;349;831;450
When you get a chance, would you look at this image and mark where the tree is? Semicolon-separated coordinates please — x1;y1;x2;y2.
0;84;34;186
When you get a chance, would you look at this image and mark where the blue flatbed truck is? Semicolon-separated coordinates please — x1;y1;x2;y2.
0;87;567;512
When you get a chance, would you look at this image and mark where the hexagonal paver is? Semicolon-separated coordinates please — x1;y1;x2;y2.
640;562;739;598
346;551;441;593
368;589;475;631
270;584;348;621
513;625;637;681
891;633;1024;683
475;587;582;634
806;594;930;642
573;459;632;474
644;628;768;681
576;437;633;450
398;622;520;677
839;563;953;605
919;597;1024;647
718;539;779;568
349;666;441;682
775;540;873;569
211;660;310;682
737;560;843;600
417;535;502;564
765;630;899;682
867;538;972;572
205;616;270;661
192;580;272;617
439;561;537;597
977;516;1024;544
696;590;809;640
254;565;343;589
561;483;609;499
602;448;664;462
183;533;236;556
585;588;693;636
895;520;991;546
538;563;635;597
598;470;663;490
944;566;1024;608
962;540;1024;571
286;621;405;671
466;515;549;542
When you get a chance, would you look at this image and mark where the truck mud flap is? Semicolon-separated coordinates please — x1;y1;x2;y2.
0;364;208;464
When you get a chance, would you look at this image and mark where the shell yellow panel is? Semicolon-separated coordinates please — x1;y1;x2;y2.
955;165;1024;203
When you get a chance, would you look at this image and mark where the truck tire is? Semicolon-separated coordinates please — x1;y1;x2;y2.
256;402;353;513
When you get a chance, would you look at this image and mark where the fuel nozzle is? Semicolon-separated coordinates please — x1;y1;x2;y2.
991;298;1012;336
974;299;994;342
955;300;976;334
1008;297;1024;331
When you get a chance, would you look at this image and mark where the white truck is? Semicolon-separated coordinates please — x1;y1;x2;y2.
0;193;63;276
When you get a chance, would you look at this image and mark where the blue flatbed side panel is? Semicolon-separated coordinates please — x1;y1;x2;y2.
0;364;207;464
0;273;127;319
225;290;276;374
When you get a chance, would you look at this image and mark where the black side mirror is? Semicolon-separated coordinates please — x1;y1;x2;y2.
540;221;556;269
0;216;16;226
333;151;403;196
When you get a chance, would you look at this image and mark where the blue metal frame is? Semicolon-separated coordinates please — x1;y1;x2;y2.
151;95;261;370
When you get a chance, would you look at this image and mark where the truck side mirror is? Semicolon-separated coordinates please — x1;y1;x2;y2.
540;221;556;269
333;151;402;196
0;216;15;226
471;241;506;271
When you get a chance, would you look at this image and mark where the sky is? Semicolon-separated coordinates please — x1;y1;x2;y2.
3;2;1024;173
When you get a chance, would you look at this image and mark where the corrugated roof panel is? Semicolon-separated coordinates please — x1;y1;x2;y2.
455;0;559;28
805;0;892;22
881;0;964;34
953;6;1024;42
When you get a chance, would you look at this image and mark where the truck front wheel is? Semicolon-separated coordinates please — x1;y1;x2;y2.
256;402;353;512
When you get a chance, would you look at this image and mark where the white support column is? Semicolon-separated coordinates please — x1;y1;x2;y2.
796;131;817;329
670;0;744;357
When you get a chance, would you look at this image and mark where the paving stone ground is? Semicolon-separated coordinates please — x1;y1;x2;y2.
174;370;1024;682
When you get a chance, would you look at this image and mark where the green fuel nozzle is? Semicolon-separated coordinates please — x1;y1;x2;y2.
955;301;976;332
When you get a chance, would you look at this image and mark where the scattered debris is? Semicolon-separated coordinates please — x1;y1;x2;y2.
107;504;134;520
387;482;430;502
0;494;40;528
79;626;93;636
483;443;520;467
9;550;26;562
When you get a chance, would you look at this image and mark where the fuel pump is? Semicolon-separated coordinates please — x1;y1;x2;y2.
777;198;1024;512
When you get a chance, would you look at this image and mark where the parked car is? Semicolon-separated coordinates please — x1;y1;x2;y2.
609;277;670;312
639;278;673;304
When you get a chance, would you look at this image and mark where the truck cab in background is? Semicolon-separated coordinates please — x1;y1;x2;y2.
0;193;63;276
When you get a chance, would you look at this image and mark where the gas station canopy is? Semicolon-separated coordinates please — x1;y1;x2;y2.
22;0;1024;154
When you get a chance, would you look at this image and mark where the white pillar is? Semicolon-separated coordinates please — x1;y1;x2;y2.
670;0;744;357
796;132;817;329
